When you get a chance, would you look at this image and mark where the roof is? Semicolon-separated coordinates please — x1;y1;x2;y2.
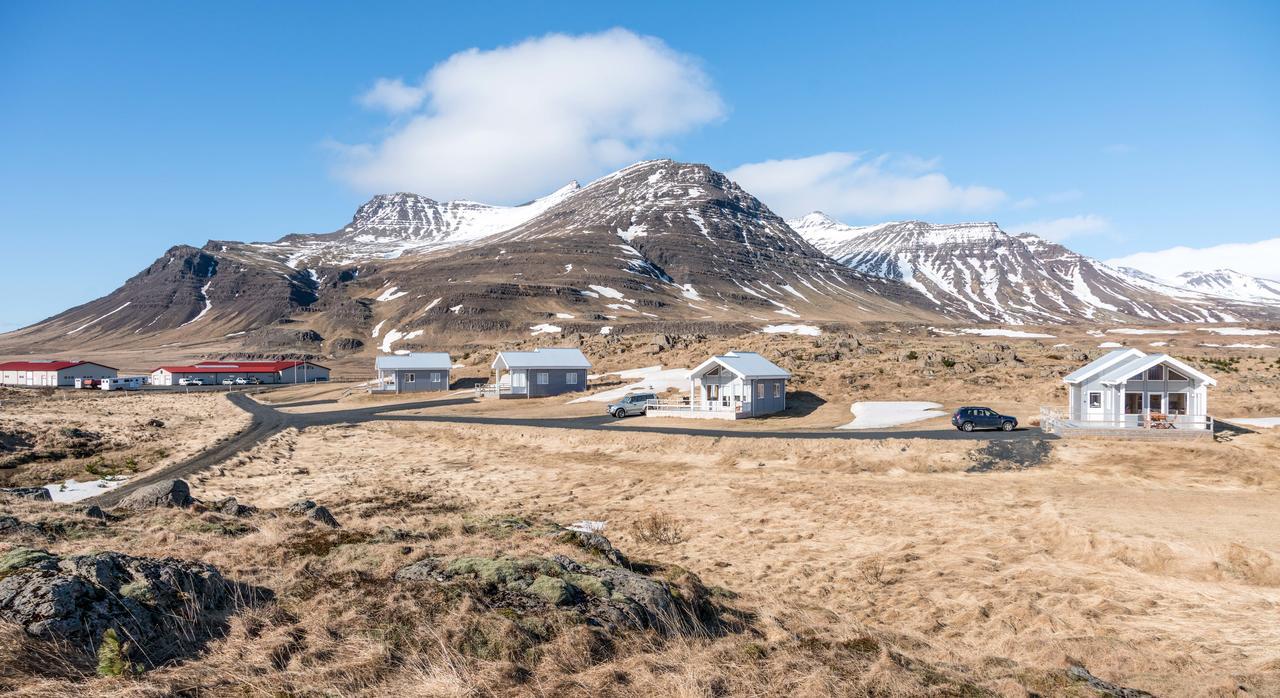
150;360;329;374
690;351;790;380
492;348;591;370
1062;348;1145;384
376;353;453;371
1095;353;1217;387
0;360;117;372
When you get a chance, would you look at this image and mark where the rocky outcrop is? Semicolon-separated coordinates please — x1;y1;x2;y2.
286;499;340;528
0;547;270;668
116;479;194;511
0;487;52;502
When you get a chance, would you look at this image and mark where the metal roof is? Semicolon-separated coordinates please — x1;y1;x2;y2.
1061;348;1144;384
492;348;592;370
1096;353;1216;386
0;360;117;372
691;351;790;380
375;353;453;370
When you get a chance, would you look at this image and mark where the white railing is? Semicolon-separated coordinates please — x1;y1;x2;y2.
644;399;745;415
1040;407;1213;434
475;384;528;398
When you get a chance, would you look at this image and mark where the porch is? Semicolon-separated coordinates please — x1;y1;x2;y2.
1040;407;1214;439
643;398;751;420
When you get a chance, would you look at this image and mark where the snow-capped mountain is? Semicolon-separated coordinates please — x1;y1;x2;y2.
1174;269;1280;303
789;213;1268;324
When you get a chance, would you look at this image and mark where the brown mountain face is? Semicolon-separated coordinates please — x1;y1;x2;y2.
0;161;941;359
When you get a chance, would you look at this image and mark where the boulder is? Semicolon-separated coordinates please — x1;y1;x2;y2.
286;499;317;515
305;505;340;528
0;487;52;502
81;505;108;521
0;548;270;668
211;496;256;518
557;529;630;568
117;479;194;511
146;419;166;428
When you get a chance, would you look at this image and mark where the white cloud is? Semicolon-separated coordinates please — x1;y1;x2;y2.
1012;214;1109;242
334;29;724;203
358;78;427;114
1108;237;1280;282
727;152;1005;219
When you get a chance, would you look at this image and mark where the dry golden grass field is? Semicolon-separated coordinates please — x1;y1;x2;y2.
2;327;1278;696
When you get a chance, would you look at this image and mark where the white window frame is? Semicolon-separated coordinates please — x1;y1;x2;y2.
1087;392;1102;408
406;373;415;383
773;382;781;398
756;382;764;399
565;371;578;385
537;372;549;385
430;372;441;383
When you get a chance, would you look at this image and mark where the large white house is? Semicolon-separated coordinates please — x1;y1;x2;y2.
1059;348;1215;431
0;360;117;387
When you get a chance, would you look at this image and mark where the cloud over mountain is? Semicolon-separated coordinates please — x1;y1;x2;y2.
1109;236;1280;282
727;152;1005;220
334;29;724;204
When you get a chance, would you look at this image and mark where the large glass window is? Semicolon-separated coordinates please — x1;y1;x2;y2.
566;372;578;384
1167;368;1188;381
1125;392;1143;414
537;372;549;385
1168;393;1187;414
1146;365;1165;381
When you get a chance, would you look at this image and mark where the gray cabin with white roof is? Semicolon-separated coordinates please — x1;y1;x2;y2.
487;348;591;398
374;353;452;394
1062;348;1215;430
682;351;790;418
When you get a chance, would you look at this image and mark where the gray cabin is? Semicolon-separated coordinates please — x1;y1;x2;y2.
374;353;452;394
1059;348;1215;431
485;348;591;398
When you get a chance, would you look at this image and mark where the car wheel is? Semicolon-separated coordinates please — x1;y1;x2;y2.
1001;421;1014;431
613;409;626;419
961;422;974;432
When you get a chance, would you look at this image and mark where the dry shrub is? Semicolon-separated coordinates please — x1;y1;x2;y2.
632;512;686;546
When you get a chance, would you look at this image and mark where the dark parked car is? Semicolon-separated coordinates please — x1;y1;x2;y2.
952;406;1017;432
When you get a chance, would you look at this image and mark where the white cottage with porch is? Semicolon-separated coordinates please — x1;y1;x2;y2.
1048;348;1216;435
646;351;790;420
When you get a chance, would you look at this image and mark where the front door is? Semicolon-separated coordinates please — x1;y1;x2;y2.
511;370;527;388
705;382;719;402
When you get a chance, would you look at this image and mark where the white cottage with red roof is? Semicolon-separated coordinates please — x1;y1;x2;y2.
0;360;118;387
149;360;329;386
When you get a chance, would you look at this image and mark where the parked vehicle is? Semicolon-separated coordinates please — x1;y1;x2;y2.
100;376;143;391
233;377;248;385
952;406;1018;432
178;377;205;386
244;377;263;384
607;392;658;419
221;378;236;385
75;378;100;389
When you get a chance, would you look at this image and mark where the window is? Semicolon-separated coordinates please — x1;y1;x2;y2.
756;382;764;399
773;382;781;398
537;372;549;385
1167;368;1188;381
430;372;441;382
1145;365;1164;381
1168;393;1187;415
406;373;415;383
1125;392;1143;414
1088;392;1102;408
566;372;578;385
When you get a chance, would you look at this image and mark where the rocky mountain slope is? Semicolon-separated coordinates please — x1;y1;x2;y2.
0;161;938;356
790;213;1278;324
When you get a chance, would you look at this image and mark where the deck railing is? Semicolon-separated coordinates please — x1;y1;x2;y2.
475;384;528;398
643;399;744;416
1040;407;1213;436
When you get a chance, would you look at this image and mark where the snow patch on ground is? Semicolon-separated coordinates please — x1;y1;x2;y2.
45;476;128;503
1109;328;1185;335
1149;341;1168;347
761;324;822;336
1098;341;1124;348
67;301;132;335
379;328;423;353
599;326;613;335
958;328;1055;338
530;323;562;335
554;313;575;319
178;281;215;328
424;297;442;312
1199;343;1275;349
1198;327;1276;336
589;285;635;302
1229;417;1280;428
449;304;464;314
678;284;702;301
376;286;408;302
569;366;690;404
371;320;386;338
838;402;947;430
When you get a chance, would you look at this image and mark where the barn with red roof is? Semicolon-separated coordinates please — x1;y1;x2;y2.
0;359;118;387
149;360;329;386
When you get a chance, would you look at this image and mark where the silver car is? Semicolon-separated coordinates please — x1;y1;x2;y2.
607;392;657;418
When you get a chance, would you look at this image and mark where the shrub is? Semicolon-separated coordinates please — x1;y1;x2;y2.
96;628;139;677
633;512;686;545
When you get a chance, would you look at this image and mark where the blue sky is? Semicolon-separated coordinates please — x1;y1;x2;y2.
2;1;1277;328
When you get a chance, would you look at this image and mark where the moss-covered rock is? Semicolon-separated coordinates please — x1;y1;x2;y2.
0;547;57;576
527;575;573;605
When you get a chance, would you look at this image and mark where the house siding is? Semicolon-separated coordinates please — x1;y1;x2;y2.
392;369;450;393
526;368;588;397
747;378;787;416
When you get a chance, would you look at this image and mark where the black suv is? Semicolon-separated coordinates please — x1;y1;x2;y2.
952;406;1017;432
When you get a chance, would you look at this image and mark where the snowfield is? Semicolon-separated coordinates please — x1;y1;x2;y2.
569;365;690;404
529;323;562;335
1109;328;1185;335
958;328;1055;339
761;324;822;336
1229;417;1280;428
375;286;408;302
1197;327;1276;336
45;476;128;503
837;401;947;430
1098;341;1124;348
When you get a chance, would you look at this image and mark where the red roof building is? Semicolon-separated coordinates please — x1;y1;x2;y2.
148;360;330;385
0;360;118;387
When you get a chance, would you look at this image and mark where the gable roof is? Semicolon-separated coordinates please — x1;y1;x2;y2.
150;361;329;374
376;353;452;371
492;348;591;370
0;360;117;372
691;351;790;380
1062;348;1145;384
1096;353;1217;386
